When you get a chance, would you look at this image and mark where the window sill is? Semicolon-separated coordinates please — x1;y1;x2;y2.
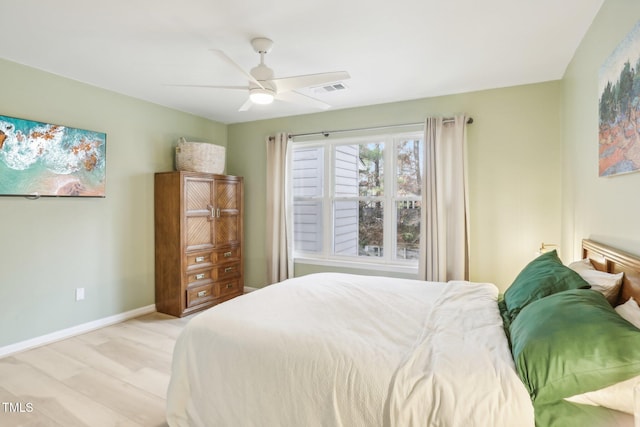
294;256;419;275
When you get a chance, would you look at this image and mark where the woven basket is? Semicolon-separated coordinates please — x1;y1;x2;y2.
175;138;225;174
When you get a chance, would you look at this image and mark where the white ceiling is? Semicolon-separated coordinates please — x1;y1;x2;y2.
0;0;604;124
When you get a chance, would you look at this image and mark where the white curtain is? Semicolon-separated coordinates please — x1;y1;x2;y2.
266;132;293;284
418;115;470;282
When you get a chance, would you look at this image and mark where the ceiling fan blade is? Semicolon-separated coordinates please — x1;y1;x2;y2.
210;49;265;90
238;98;253;112
276;91;331;110
166;84;249;90
272;71;350;93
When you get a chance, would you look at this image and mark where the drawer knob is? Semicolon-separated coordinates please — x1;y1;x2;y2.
223;251;232;258
224;267;234;273
225;283;233;289
197;290;208;297
195;256;205;263
195;273;205;280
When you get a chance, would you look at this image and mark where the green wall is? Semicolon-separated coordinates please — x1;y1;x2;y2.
561;0;640;259
228;82;563;291
0;59;226;347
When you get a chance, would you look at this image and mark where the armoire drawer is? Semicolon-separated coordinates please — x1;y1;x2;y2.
213;262;241;280
187;268;212;285
215;279;242;298
186;283;215;308
186;251;213;270
212;247;241;263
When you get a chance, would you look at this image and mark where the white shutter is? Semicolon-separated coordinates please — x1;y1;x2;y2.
333;145;359;255
292;147;323;253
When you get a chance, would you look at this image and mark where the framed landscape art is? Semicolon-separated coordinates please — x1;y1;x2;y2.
598;20;640;177
0;115;106;197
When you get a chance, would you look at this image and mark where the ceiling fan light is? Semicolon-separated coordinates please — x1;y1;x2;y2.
249;89;275;105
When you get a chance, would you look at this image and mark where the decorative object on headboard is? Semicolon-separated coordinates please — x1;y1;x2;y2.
0;114;106;197
598;19;640;177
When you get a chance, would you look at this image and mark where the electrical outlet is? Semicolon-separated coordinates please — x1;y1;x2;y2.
75;288;85;301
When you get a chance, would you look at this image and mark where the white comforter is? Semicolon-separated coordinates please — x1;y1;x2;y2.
167;273;533;427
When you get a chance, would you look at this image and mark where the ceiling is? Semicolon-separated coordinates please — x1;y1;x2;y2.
0;0;604;124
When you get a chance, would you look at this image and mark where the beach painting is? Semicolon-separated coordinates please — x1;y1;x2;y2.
0;115;106;197
599;20;640;177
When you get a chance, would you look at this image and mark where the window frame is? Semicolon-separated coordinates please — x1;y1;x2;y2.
290;130;423;272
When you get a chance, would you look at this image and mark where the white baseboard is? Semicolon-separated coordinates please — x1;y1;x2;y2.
0;304;157;359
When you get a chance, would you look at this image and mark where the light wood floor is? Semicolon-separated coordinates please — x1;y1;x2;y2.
0;312;192;427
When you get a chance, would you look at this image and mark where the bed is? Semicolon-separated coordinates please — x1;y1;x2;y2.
166;239;640;427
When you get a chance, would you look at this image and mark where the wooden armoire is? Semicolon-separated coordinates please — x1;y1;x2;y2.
154;171;244;317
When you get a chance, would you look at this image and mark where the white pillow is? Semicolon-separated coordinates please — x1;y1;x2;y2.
616;296;640;329
564;374;640;414
568;259;623;304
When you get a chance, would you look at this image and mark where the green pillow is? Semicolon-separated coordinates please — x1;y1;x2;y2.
534;399;628;427
503;250;589;321
510;289;640;406
497;296;512;342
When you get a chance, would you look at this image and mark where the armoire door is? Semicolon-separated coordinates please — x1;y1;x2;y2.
214;178;242;246
184;175;216;252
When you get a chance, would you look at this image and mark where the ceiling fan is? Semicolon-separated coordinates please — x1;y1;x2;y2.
177;37;350;111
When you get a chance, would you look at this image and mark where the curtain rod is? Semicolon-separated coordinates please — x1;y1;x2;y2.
289;116;473;139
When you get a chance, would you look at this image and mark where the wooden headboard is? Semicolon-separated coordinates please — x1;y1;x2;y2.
582;239;640;306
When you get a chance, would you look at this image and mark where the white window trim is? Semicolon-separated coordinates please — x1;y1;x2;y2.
294;256;419;274
290;131;423;272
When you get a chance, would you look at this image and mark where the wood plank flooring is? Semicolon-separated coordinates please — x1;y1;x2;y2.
0;312;192;427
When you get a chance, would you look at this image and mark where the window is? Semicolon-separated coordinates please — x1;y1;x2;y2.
290;132;423;269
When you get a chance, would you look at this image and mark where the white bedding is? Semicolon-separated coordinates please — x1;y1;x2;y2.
166;273;533;427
